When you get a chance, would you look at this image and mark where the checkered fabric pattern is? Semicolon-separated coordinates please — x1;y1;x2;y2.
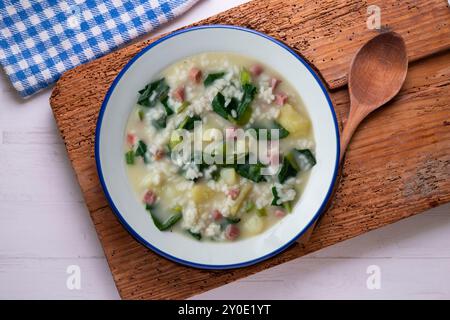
0;0;199;98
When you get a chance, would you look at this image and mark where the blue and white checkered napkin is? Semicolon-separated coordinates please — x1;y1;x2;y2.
0;0;199;98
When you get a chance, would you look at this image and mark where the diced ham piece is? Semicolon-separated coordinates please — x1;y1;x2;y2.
212;209;223;221
271;77;281;90
250;64;263;77
143;190;157;205
275;209;286;218
127;133;137;146
225;224;240;241
172;86;185;102
154;149;165;161
225;127;238;140
227;188;240;200
269;148;280;166
275;92;288;106
189;67;202;84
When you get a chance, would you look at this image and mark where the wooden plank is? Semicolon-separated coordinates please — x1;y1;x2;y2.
200;0;450;89
50;0;450;91
50;38;450;298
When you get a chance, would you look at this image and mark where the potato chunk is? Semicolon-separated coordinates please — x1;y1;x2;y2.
220;168;238;185
277;104;310;136
191;184;214;204
242;214;265;235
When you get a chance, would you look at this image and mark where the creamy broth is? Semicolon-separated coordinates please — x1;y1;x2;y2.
124;52;315;241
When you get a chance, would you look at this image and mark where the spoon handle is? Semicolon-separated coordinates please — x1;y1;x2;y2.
340;102;367;163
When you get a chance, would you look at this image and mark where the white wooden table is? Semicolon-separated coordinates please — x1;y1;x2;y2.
0;0;449;300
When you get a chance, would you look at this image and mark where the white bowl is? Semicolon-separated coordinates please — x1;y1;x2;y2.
96;25;340;269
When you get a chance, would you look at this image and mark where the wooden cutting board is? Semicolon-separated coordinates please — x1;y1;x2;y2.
49;0;450;299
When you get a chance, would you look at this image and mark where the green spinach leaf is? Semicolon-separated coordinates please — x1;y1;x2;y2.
273;121;290;139
292;149;317;171
135;140;149;163
152;116;167;129
146;205;182;231
271;186;280;206
271;186;293;212
225;217;241;224
204;72;225;87
236;83;257;119
251;121;290;140
177;115;201;131
138;78;169;108
188;230;202;240
278;157;298;183
212;92;229;119
235;161;265;182
161;96;174;116
135;140;147;157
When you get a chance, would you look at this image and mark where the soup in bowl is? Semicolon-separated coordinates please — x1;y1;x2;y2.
96;26;339;269
125;52;316;242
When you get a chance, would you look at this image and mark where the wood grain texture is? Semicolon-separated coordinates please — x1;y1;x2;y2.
199;0;450;89
49;0;450;299
339;31;408;161
48;0;450;92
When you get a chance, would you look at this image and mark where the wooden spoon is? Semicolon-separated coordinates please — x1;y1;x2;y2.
299;32;408;246
340;32;408;162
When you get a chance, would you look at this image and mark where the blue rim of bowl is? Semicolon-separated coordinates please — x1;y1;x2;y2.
95;25;340;270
